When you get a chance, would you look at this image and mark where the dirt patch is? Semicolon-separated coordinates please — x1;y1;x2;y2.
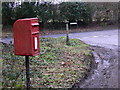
72;46;118;88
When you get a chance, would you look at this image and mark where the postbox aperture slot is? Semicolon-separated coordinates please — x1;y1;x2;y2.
32;23;39;26
32;31;39;35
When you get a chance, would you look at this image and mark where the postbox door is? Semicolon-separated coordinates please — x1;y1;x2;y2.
31;25;40;55
30;19;40;55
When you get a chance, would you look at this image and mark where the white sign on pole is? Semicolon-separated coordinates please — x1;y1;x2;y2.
70;22;77;25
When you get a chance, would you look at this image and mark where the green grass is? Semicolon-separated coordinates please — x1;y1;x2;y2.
2;37;93;88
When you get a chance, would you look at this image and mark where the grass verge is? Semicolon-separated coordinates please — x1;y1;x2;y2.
2;37;94;88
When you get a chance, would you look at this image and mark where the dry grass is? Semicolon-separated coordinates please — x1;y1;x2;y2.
2;37;93;88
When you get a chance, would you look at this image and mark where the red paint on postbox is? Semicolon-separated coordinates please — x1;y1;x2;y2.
13;18;40;56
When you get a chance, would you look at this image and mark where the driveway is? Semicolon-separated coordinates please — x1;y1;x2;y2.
1;29;119;88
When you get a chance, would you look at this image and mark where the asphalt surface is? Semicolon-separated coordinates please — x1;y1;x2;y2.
41;29;118;49
1;29;118;49
1;29;119;88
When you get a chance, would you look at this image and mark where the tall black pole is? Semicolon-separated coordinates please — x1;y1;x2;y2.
25;56;30;90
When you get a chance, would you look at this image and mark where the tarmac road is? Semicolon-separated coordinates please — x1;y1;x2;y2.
41;29;118;50
1;29;118;49
1;29;119;88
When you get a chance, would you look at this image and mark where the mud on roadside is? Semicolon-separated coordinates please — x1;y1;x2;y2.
72;46;118;88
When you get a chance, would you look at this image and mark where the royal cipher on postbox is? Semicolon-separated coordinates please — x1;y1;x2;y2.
13;18;40;56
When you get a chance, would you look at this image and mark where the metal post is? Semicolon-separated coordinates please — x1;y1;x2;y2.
25;56;30;90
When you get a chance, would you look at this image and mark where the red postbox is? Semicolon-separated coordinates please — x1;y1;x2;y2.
13;18;40;56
